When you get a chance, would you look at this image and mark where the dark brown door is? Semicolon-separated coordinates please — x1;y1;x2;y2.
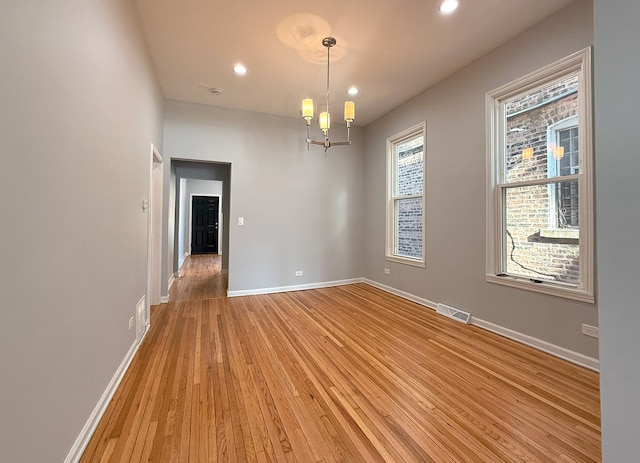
191;196;219;254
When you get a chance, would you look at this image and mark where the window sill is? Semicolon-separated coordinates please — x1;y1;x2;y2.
540;228;579;240
486;273;594;304
386;255;426;268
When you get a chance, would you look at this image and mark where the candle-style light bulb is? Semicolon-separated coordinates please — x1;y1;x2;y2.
302;98;314;125
344;100;355;124
319;111;330;134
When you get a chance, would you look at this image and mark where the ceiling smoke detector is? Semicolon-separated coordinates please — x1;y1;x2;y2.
199;85;222;96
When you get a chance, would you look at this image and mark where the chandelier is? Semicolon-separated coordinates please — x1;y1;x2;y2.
302;37;355;151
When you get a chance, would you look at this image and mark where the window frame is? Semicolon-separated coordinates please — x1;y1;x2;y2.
485;48;594;303
386;122;427;268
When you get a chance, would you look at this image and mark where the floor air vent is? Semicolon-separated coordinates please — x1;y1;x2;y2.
436;303;471;324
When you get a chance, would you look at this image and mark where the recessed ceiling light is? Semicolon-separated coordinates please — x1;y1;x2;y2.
347;87;359;96
233;64;247;75
440;0;459;14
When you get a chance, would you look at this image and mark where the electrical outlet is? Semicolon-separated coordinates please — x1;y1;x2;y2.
384;268;390;275
129;317;134;330
582;324;599;338
295;270;303;277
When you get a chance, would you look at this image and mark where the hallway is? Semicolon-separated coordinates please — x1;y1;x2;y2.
80;256;600;462
170;255;228;301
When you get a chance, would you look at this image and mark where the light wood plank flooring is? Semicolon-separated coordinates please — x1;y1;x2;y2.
169;254;228;301
80;255;601;462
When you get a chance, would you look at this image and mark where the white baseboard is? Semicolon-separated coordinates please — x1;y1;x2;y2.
161;274;175;303
64;338;142;463
363;279;438;310
363;279;599;372
472;318;599;371
227;278;364;298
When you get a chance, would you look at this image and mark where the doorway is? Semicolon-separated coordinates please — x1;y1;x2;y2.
191;195;219;254
170;160;231;293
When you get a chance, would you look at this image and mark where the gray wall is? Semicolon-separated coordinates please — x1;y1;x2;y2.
363;1;598;359
594;0;640;460
163;101;365;293
0;0;162;463
0;0;164;462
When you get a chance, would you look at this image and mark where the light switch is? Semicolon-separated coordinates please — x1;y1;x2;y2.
238;217;244;226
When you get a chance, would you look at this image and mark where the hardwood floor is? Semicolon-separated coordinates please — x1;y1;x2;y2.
169;254;228;301
80;255;601;462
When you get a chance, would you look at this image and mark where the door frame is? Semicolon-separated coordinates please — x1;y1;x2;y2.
188;193;223;256
145;144;163;338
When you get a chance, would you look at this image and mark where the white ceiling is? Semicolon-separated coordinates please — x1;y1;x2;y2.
134;0;576;126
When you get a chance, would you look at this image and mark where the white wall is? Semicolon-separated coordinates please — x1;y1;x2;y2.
163;101;365;293
363;1;598;360
0;0;164;461
594;0;640;460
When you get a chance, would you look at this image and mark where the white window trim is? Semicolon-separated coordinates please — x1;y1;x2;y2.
485;48;594;303
386;122;426;268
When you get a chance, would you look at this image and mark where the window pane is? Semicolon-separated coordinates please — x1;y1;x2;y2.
395;197;423;259
505;75;578;114
556;180;579;228
395;136;424;196
504;182;579;285
504;75;579;184
557;127;579;177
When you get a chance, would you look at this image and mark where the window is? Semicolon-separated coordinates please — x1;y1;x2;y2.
486;48;594;302
547;117;579;230
386;122;426;267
